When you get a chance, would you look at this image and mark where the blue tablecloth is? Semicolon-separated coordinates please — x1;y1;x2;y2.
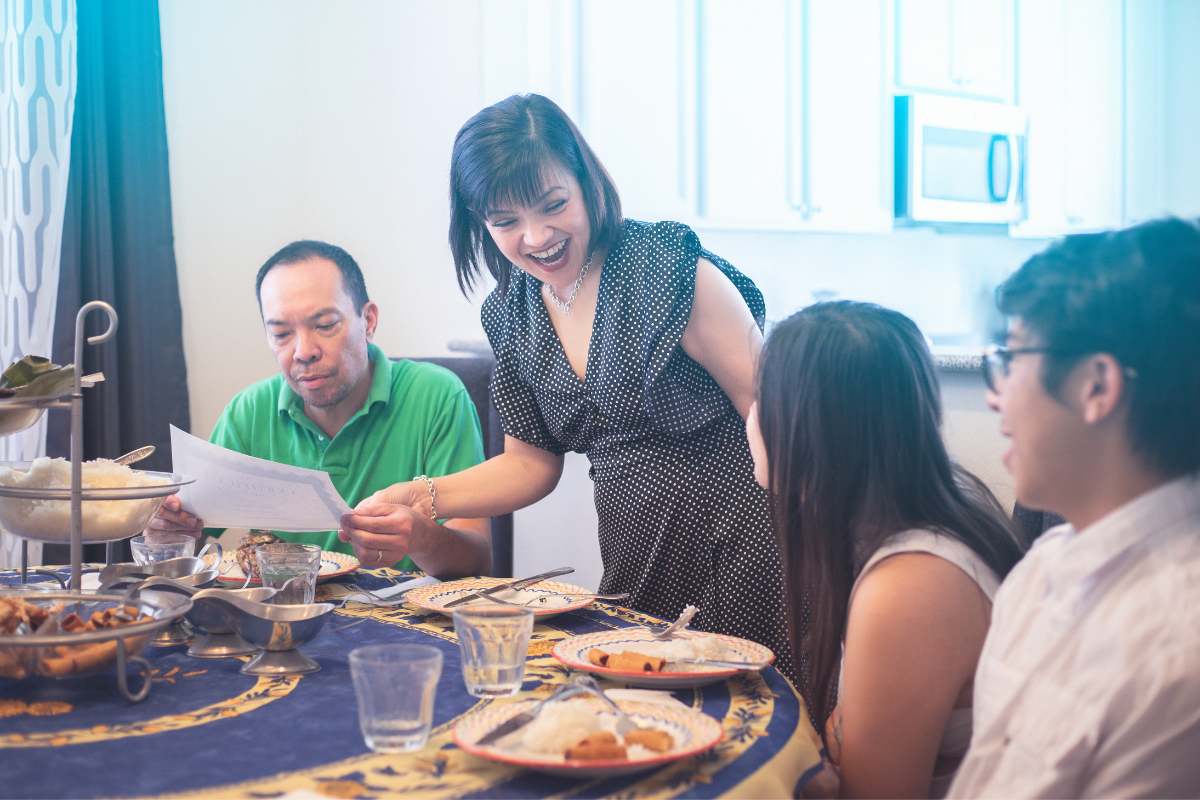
0;568;821;799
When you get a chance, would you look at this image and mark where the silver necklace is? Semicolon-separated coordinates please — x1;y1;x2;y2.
544;252;594;314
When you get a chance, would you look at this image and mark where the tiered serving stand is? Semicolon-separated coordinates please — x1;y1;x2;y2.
0;301;193;700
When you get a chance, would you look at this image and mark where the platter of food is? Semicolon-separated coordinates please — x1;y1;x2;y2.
0;590;191;680
453;696;723;778
216;534;359;585
0;458;193;543
405;577;596;619
553;629;775;689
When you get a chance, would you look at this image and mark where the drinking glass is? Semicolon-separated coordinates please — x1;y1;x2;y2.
130;533;195;565
452;605;534;697
349;644;443;752
255;543;321;603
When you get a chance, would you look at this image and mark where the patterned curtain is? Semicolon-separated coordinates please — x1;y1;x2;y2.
0;0;77;567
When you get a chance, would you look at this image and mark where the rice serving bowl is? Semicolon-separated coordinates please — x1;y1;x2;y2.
0;458;176;543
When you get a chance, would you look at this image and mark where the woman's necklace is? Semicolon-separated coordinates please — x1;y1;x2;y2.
544;252;594;314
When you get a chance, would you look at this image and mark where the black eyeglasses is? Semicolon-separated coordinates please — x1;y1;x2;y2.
981;344;1138;392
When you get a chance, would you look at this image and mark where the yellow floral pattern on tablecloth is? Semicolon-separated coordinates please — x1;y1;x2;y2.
0;674;299;749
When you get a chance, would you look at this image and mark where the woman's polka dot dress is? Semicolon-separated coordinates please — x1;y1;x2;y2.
482;219;798;684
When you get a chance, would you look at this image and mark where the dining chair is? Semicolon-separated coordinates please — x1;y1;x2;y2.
403;355;513;577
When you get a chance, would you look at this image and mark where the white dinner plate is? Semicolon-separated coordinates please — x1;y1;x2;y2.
216;550;359;585
553;628;775;689
454;696;723;778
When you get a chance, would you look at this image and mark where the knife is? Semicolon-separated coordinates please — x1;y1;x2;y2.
667;657;770;671
474;683;588;747
442;566;575;609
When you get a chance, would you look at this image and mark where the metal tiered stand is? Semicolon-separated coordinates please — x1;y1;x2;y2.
0;301;192;700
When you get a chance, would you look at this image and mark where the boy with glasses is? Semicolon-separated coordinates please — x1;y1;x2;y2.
950;218;1200;797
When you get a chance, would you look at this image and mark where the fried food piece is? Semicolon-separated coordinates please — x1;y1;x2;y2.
0;597;51;634
565;731;627;761
0;651;28;680
625;727;674;753
605;651;667;673
586;648;667;672
40;640;119;677
237;531;281;579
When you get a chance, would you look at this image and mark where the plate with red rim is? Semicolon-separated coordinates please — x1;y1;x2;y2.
405;577;596;619
453;696;723;778
553;628;775;689
216;550;359;585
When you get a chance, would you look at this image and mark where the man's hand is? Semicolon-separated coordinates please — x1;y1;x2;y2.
144;494;204;539
339;496;428;568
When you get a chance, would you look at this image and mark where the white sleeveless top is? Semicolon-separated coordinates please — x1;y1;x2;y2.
842;529;1000;798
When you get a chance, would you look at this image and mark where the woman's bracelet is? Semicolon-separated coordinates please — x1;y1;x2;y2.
413;474;438;521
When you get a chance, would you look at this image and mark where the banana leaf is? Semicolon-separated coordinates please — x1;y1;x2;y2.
1;355;55;388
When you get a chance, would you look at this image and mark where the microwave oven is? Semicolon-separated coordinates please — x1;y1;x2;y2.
895;94;1028;225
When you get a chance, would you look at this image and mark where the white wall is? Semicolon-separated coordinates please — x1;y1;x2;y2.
160;0;490;437
160;1;1017;587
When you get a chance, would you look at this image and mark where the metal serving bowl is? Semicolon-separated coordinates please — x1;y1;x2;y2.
186;587;278;658
189;589;334;676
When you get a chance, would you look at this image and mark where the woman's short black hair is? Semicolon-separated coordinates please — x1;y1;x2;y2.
256;240;370;312
998;217;1200;478
448;93;623;296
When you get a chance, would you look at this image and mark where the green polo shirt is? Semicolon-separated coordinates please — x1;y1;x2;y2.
205;344;485;570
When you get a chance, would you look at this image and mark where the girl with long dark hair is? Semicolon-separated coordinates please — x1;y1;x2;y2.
747;302;1024;797
344;94;794;678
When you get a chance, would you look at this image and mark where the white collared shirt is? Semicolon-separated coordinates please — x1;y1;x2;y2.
949;474;1200;799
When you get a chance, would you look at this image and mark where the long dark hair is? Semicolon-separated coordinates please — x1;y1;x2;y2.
448;93;623;296
756;301;1024;726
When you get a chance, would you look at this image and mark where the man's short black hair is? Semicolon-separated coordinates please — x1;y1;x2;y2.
255;240;370;312
997;217;1200;478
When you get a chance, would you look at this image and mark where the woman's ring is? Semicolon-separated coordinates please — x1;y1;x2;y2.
375;549;385;565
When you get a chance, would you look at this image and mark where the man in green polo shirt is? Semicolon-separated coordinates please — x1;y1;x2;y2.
147;240;490;576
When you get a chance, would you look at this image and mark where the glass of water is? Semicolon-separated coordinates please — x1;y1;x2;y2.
452;605;534;697
349;644;443;753
255;543;321;604
130;533;195;564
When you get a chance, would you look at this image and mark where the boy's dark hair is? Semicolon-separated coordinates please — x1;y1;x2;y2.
997;217;1200;477
255;240;370;312
448;93;623;296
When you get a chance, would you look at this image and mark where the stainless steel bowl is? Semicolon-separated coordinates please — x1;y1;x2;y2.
186;587;278;658
189;589;334;675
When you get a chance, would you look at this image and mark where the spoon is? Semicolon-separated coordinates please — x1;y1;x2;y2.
114;445;155;466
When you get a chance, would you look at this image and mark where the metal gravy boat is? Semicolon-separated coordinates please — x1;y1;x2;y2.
186;586;278;658
189;589;334;676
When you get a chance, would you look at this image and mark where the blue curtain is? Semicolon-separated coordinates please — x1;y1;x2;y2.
46;0;188;562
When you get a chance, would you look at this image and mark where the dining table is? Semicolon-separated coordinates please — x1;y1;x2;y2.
0;566;824;799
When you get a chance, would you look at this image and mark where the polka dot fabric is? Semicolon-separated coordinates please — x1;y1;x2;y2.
481;220;797;683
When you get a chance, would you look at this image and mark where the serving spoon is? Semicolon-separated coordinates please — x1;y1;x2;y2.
113;445;156;467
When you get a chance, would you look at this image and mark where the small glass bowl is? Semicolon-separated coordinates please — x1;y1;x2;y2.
130;533;196;565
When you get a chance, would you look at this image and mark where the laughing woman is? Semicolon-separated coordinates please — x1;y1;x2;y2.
342;93;796;681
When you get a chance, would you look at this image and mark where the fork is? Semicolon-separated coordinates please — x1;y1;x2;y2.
569;675;639;736
651;604;698;640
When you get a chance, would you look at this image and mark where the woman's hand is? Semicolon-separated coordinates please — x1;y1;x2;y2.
363;480;433;518
143;494;204;539
338;495;425;568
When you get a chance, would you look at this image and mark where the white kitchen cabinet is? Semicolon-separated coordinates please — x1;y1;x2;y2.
699;0;891;232
1012;0;1123;237
895;0;1014;102
575;0;698;223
